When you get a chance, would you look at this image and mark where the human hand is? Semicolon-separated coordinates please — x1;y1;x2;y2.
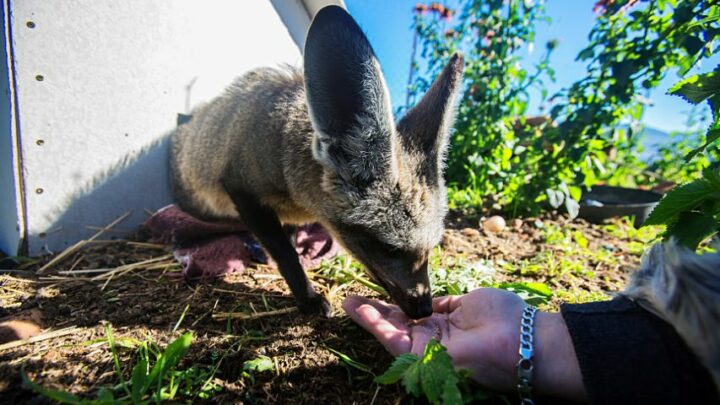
342;288;586;401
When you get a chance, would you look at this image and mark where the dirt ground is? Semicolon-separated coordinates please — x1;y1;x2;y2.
0;212;646;404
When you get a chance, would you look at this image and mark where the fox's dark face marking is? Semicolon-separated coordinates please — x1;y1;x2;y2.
332;214;435;319
305;6;464;319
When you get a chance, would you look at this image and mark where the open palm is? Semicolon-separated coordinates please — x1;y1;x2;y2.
343;288;585;400
343;288;526;391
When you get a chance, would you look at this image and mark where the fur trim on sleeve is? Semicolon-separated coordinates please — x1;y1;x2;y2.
622;241;720;391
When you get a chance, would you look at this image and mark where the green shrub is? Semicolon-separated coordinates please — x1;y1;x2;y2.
408;0;720;216
644;66;720;250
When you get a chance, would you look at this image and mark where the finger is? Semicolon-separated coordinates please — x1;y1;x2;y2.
348;302;412;355
343;295;410;329
432;295;463;313
433;296;471;330
410;323;435;356
408;315;451;356
343;295;402;316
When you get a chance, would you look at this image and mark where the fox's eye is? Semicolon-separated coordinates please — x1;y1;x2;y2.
342;223;398;253
360;231;397;253
376;239;398;253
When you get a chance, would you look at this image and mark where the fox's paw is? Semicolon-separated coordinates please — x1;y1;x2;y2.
297;294;332;317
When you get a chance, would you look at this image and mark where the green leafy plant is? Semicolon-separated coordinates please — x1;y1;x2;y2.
644;66;720;249
375;339;494;404
240;354;275;386
431;256;496;296
24;325;222;404
496;281;552;306
649;129;717;185
409;0;720;215
645;168;720;249
538;0;719;208
325;346;373;375
667;67;720;159
408;0;557;215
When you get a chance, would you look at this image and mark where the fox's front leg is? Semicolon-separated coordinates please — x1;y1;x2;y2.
227;189;331;316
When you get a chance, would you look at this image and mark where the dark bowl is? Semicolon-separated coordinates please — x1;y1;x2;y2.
579;185;663;228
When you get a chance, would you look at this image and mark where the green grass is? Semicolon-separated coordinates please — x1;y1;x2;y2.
24;215;660;404
24;324;224;404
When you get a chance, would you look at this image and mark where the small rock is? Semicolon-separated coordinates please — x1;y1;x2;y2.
511;218;523;230
482;216;506;233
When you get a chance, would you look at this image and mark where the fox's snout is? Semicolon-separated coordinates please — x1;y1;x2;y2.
401;291;433;319
375;275;433;319
367;259;433;319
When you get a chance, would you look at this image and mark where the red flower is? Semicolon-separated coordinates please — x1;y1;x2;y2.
593;0;639;15
593;0;614;14
440;8;454;21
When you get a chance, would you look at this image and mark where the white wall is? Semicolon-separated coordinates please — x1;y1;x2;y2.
0;1;22;255
1;0;313;255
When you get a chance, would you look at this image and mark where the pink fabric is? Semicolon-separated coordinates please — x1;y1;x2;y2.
295;223;338;269
143;204;338;280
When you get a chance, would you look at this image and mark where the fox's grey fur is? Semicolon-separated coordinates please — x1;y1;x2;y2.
170;6;463;318
622;242;720;390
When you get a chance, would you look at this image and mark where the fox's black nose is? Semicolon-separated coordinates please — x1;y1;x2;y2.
405;295;433;319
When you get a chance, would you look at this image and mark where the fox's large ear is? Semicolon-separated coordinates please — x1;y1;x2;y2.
304;6;395;186
398;54;464;181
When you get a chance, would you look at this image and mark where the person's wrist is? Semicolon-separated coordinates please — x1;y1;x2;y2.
533;311;587;402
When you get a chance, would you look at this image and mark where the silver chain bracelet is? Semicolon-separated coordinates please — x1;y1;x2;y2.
517;305;538;405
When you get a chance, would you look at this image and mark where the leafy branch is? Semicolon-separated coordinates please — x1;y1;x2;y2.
644;66;720;249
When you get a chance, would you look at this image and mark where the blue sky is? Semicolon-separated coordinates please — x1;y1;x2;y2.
344;0;718;133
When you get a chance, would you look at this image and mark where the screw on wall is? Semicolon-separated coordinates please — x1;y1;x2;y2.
36;139;44;146
35;75;44;81
35;187;43;194
26;21;36;29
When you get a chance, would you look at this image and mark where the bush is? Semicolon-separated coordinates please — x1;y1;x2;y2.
644;66;720;250
407;0;720;216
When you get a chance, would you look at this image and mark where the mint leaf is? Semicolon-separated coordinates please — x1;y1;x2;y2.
420;339;460;404
377;339;466;404
685;121;720;161
668;67;720;107
704;168;720;187
402;361;422;397
374;354;418;384
666;211;720;250
442;378;464;405
644;179;720;226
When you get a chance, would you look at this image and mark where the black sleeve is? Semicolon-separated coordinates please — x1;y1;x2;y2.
560;297;718;405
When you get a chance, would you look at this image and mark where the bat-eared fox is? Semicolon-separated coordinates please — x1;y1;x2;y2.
170;5;463;318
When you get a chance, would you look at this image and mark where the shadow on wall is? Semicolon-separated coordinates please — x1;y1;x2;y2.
32;132;176;255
